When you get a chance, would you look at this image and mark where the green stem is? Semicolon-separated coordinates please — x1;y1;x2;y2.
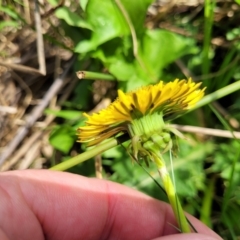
210;104;240;216
76;71;116;81
50;134;128;171
154;155;191;233
193;80;240;110
168;80;240;121
200;176;215;227
202;0;215;84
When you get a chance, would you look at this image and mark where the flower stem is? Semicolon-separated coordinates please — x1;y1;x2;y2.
168;80;240;121
76;71;115;81
50;134;128;171
193;80;240;110
202;0;215;81
154;155;191;233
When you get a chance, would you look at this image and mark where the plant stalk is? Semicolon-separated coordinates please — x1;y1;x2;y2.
168;80;240;121
50;134;128;171
153;153;191;233
76;71;115;81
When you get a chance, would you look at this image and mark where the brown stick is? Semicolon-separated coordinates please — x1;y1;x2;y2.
0;58;74;167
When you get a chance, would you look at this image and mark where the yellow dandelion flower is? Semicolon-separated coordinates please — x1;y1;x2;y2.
77;78;205;233
77;78;205;149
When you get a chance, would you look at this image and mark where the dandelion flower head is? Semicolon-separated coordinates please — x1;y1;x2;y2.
77;78;205;147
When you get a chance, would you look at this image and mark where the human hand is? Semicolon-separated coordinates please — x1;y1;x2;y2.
0;170;222;240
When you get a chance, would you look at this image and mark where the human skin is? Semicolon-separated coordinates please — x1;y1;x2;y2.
0;170;222;240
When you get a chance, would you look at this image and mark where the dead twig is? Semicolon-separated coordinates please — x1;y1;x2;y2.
212;102;239;129
172;124;240;139
0;130;42;171
17;140;41;170
11;71;32;119
0;106;17;114
0;61;43;75
0;57;74;167
34;0;46;75
95;155;102;179
0;114;56;171
40;0;65;19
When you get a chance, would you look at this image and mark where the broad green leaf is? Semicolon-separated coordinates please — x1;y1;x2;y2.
102;145;124;159
91;36;150;89
92;37;135;81
75;0;129;53
72;80;92;109
49;125;76;154
226;27;240;41
79;0;89;11
88;28;196;91
109;59;136;81
75;1;196;91
163;141;213;197
75;0;154;53
212;141;240;187
139;29;196;79
55;7;92;29
118;0;155;36
123;74;149;90
0;20;19;30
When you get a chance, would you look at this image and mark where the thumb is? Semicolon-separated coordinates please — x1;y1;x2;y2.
152;233;222;240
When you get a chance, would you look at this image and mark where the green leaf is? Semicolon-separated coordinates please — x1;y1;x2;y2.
120;0;154;35
75;0;154;53
92;29;196;90
0;6;20;19
164;140;214;197
75;1;196;91
79;0;89;11
75;0;129;53
49;125;76;153
45;109;82;120
212;141;240;186
226;27;240;41
0;20;19;30
55;7;92;29
108;59;135;81
72;80;92;109
92;37;135;81
47;0;59;6
139;29;196;79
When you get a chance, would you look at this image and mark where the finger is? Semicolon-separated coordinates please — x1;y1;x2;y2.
0;170;221;240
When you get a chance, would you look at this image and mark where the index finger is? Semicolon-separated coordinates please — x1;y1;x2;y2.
0;170;221;240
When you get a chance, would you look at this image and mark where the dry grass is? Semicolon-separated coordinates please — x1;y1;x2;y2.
0;0;73;170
